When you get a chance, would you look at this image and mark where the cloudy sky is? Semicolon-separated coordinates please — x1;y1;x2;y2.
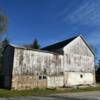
0;0;100;61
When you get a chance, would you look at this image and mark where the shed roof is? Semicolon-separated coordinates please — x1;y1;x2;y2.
6;43;61;55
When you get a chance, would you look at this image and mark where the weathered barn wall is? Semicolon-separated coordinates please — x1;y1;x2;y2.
63;36;94;57
63;53;94;72
63;36;95;85
13;48;63;75
63;36;94;72
12;48;64;89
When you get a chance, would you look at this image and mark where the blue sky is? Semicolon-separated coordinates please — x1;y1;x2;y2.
0;0;100;61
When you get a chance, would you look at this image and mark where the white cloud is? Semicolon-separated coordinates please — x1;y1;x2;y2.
62;0;100;26
87;32;100;46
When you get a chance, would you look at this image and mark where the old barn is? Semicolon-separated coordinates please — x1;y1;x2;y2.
2;35;95;90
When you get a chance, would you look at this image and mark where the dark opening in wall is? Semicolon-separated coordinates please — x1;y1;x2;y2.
39;76;42;80
39;75;47;80
80;74;83;78
43;76;46;79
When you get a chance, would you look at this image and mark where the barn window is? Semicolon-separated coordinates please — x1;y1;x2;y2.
39;75;47;80
43;76;47;79
80;74;83;78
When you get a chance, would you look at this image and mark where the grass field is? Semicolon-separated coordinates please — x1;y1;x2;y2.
0;85;100;97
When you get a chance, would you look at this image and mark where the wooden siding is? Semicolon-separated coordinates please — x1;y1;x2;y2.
12;48;64;89
63;36;94;72
63;36;94;57
13;48;64;76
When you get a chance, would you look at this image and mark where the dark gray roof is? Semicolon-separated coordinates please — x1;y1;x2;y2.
41;36;77;51
41;35;95;55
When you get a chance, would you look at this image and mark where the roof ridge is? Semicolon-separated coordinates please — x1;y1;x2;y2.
41;35;78;50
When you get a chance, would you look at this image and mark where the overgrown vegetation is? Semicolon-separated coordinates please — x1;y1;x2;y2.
0;85;100;97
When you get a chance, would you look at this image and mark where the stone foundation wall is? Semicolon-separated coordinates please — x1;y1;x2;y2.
11;75;47;90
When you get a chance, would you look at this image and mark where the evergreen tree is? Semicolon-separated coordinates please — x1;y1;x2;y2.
32;39;40;49
24;39;40;49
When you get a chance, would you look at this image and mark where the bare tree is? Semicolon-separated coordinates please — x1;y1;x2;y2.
0;11;7;34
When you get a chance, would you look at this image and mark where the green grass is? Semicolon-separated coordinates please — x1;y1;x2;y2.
0;85;100;97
